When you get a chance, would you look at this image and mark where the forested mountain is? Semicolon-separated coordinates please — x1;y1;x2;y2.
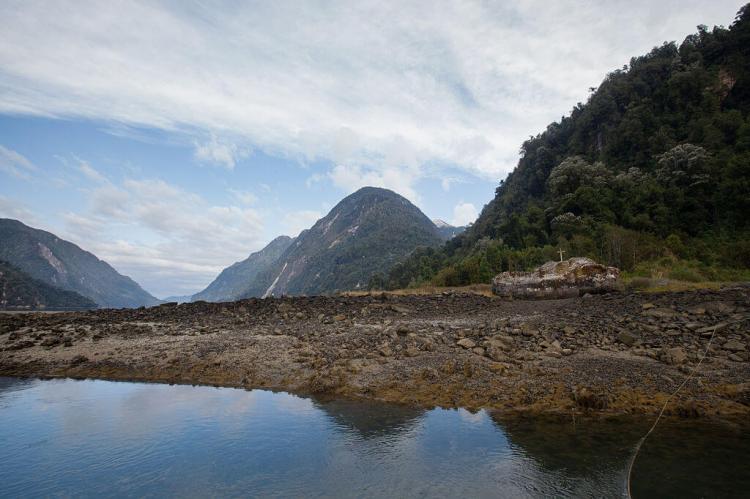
381;5;750;289
192;235;294;302
0;219;160;308
230;187;443;298
0;260;97;309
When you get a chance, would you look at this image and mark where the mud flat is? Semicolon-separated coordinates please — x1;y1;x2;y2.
1;286;748;417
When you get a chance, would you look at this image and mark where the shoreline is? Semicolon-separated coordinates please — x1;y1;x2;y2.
1;287;748;418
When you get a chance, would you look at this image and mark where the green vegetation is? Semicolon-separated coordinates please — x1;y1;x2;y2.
0;260;97;309
377;6;750;290
0;218;160;308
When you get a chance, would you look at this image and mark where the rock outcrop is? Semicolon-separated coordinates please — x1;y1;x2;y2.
492;257;619;299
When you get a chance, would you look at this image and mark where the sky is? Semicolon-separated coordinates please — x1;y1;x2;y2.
0;0;743;298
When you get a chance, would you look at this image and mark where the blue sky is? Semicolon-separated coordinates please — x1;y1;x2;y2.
0;1;742;297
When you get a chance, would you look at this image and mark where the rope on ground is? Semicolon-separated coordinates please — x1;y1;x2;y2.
625;322;719;499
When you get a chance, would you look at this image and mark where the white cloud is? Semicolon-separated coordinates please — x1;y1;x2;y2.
193;134;248;169
228;189;257;205
0;145;36;179
328;164;421;204
283;210;322;238
0;1;739;184
60;169;266;297
0;195;38;224
451;202;478;226
76;158;107;183
305;173;324;188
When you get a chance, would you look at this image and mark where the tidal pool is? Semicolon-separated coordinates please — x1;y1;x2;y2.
0;377;747;498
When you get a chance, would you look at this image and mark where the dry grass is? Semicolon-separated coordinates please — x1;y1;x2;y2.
340;283;495;297
620;276;727;293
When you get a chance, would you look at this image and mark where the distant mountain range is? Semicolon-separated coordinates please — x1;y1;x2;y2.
0;260;97;310
192;187;461;302
0;188;464;308
0;218;160;308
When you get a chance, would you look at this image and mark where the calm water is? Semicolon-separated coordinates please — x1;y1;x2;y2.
0;377;748;498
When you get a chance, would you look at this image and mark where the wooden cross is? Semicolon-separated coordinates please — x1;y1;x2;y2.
558;248;565;262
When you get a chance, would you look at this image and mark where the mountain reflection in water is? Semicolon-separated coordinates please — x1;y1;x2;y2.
0;377;747;498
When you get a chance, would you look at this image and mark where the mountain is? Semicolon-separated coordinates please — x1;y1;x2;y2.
161;295;194;304
232;187;443;297
0;260;97;310
191;235;294;302
0;219;160;308
432;219;466;241
381;6;750;289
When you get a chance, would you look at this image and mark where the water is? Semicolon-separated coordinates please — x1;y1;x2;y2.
0;377;747;498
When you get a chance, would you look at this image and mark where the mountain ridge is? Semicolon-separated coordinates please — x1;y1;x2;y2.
0;218;160;308
0;260;98;309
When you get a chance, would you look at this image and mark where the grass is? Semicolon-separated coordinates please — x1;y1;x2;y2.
340;283;495;297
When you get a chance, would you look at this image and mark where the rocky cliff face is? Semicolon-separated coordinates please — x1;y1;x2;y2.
0;219;160;308
192;235;294;303
240;187;443;297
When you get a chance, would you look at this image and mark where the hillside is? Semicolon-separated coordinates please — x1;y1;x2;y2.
0;260;97;309
383;5;750;289
432;219;466;241
0;219;160;308
192;236;294;302
234;187;443;297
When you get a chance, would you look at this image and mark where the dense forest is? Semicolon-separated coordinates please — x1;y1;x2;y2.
377;5;750;290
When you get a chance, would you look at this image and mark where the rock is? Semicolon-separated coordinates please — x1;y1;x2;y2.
472;346;486;356
70;354;88;366
40;336;61;347
728;353;744;362
563;326;575;335
491;257;620;299
405;346;420;357
378;345;393;357
695;323;729;335
333;314;346;322
617;330;637;347
488;335;513;351
486;347;508;362
723;339;746;352
701;301;735;314
642;303;655;310
457;338;476;349
642;308;676;318
664;347;687;365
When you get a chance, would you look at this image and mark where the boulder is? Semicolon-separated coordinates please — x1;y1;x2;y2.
491;257;619;300
456;338;476;349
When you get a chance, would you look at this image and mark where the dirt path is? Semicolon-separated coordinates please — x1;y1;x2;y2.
1;287;748;417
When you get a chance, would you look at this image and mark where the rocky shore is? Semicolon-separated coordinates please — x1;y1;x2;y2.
1;286;748;417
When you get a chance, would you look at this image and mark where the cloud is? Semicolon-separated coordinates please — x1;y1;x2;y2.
0;145;36;179
305;173;325;188
328;163;421;203
193;134;248;169
60;166;266;297
228;189;257;205
0;1;739;185
76;158;107;183
451;202;478;226
283;210;322;238
0;195;38;224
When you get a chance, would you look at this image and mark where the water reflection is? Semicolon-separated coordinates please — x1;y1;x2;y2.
0;377;747;498
313;396;425;439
